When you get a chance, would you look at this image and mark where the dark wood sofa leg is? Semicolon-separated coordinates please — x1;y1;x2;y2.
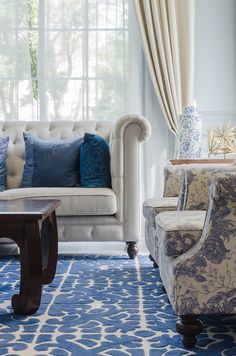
127;242;138;259
176;315;203;348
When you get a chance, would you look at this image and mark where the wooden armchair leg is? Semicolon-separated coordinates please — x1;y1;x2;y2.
176;315;203;348
149;254;158;268
149;254;154;262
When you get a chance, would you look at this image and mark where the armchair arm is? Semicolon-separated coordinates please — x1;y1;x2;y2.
110;114;151;241
173;171;236;315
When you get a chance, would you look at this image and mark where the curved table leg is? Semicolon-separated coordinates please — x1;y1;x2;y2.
41;211;58;285
12;220;42;315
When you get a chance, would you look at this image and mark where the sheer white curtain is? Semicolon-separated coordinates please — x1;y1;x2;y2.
0;0;35;120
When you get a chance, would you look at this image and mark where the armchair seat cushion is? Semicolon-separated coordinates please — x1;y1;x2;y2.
156;211;206;257
143;197;178;226
0;187;117;216
143;197;178;263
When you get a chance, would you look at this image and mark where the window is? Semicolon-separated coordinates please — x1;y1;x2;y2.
0;0;129;121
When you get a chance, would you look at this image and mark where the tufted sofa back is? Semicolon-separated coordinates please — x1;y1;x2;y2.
0;121;114;189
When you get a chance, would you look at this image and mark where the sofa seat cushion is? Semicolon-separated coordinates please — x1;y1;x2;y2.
156;211;206;257
0;187;117;216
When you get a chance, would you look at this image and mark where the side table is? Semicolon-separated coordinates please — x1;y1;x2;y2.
170;159;235;165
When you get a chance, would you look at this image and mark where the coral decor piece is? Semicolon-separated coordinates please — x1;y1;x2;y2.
208;121;236;158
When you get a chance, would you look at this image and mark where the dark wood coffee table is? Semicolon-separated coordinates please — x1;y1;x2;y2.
0;199;60;315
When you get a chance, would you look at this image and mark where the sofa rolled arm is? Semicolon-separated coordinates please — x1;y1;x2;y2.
110;115;151;242
113;114;151;142
173;171;236;314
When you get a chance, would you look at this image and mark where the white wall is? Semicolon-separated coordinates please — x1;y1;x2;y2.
194;0;236;157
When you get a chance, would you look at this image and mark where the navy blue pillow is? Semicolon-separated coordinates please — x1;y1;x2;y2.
80;133;111;188
21;132;83;188
0;136;9;191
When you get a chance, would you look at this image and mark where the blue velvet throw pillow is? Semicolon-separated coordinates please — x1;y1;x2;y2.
80;133;111;188
21;132;83;188
0;136;9;191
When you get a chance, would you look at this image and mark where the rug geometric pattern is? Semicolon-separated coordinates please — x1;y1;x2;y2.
0;255;235;355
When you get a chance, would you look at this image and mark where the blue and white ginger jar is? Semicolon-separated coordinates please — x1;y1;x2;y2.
178;106;202;159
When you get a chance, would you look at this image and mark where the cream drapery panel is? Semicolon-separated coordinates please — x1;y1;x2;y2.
134;0;195;135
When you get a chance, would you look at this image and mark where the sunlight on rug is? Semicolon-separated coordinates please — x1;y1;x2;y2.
0;255;235;355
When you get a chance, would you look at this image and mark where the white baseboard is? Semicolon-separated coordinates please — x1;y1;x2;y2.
58;241;149;256
0;240;149;256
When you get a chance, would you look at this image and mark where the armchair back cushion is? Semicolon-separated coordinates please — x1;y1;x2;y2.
163;163;230;198
163;165;183;197
182;166;236;210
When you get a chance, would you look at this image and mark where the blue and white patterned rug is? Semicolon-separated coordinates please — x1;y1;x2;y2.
0;255;235;355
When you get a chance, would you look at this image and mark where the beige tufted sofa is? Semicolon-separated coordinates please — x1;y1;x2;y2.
0;115;151;258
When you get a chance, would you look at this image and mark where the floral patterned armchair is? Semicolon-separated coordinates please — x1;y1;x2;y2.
156;167;236;347
143;164;232;267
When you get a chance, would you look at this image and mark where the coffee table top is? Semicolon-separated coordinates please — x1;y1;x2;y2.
0;199;61;221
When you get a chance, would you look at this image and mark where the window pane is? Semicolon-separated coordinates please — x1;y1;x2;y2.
88;0;129;29
18;31;33;79
88;79;127;121
0;80;16;120
0;30;31;79
0;31;15;77
0;0;15;29
17;1;30;28
46;79;86;120
46;31;84;78
88;30;128;78
19;80;36;120
46;0;85;29
0;0;30;29
0;79;36;121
